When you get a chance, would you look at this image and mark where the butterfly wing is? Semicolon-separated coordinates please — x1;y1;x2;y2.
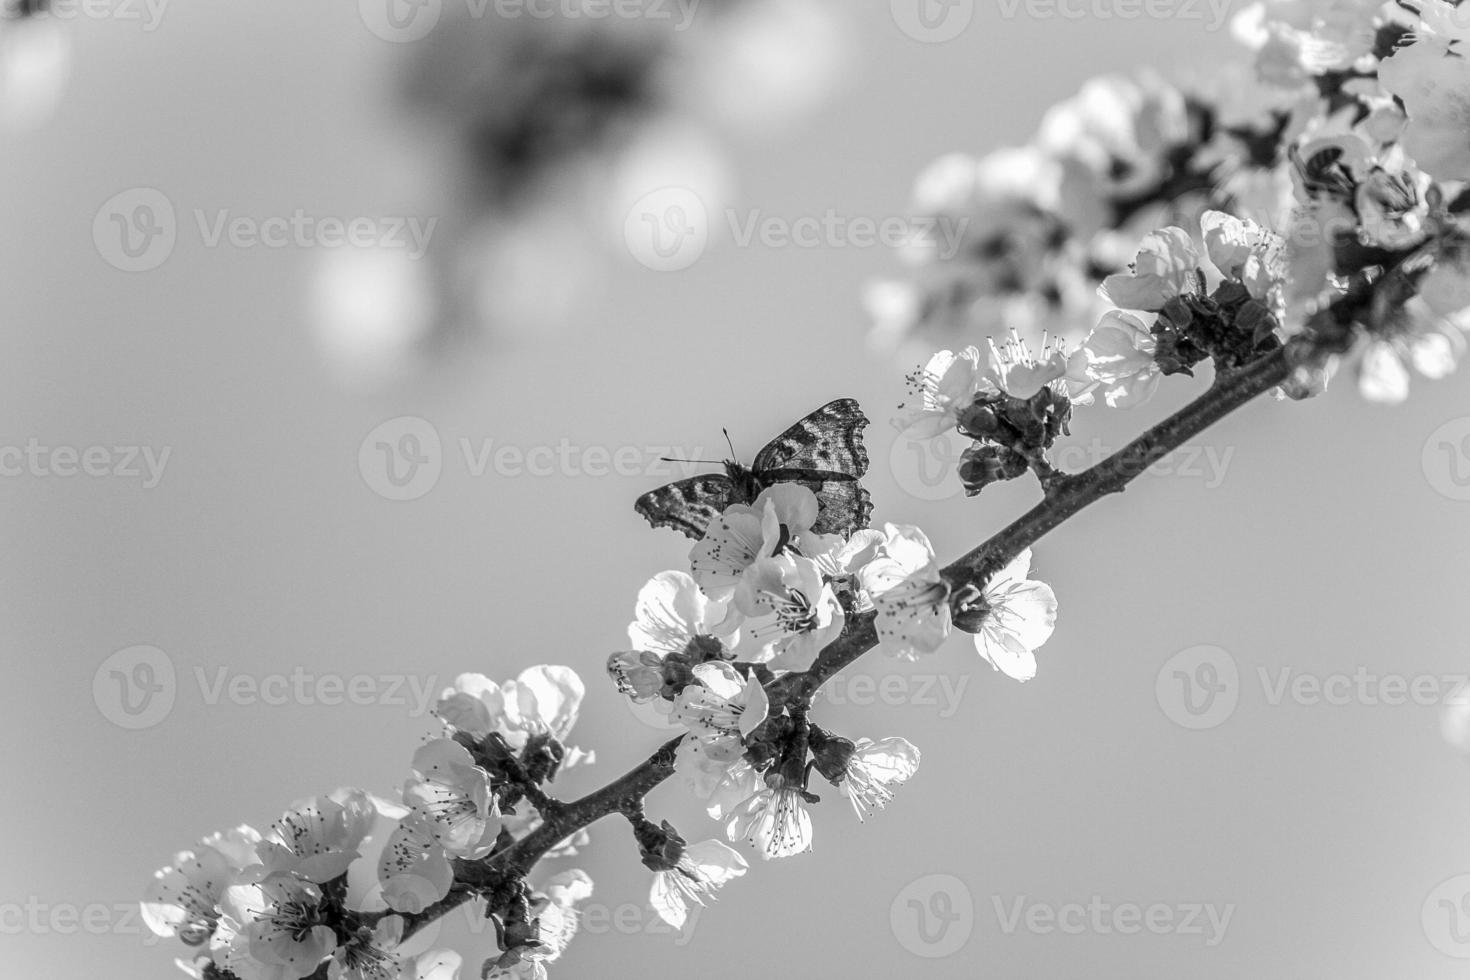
752;398;871;478
751;398;872;536
806;479;874;537
634;474;741;541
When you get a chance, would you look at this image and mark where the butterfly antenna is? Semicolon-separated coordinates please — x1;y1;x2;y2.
723;428;738;462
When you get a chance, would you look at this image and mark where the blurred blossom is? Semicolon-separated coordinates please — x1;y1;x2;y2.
603;115;734;248
1378;29;1470;180
677;0;851;136
1039;71;1192;223
1230;0;1384;87
1444;681;1470;757
311;0;848;384
865;67;1299;361
465;204;602;342
309;246;438;390
0;9;69;128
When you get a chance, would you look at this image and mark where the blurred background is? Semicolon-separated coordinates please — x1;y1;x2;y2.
4;1;1470;978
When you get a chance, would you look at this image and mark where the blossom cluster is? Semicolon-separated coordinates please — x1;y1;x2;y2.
872;0;1470;406
864;68;1293;358
141;668;601;980
609;480;1057;861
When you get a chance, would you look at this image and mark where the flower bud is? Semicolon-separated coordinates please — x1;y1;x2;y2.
810;730;857;784
607;650;664;702
958;444;1028;496
950;583;991;634
634;818;687;873
956;401;1001;440
520;733;565;785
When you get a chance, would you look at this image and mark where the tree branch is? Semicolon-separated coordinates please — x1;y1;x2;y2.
427;343;1295;902
394;737;683;937
777;345;1293;701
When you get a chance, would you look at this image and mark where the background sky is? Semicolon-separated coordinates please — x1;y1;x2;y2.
6;2;1470;978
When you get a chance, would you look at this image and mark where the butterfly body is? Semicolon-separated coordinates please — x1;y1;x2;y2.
636;399;873;541
721;460;765;502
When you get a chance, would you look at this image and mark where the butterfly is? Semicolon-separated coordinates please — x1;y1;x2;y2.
635;398;873;540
